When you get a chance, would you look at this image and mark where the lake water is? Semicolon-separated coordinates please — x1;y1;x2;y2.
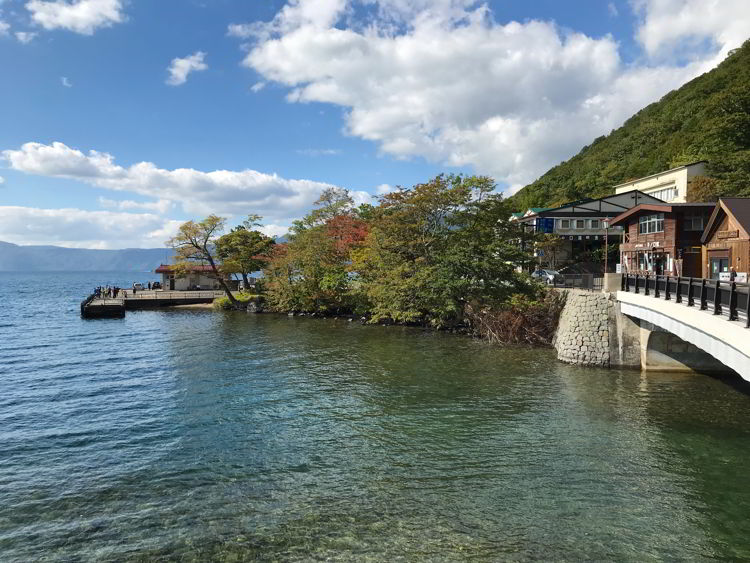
2;271;750;561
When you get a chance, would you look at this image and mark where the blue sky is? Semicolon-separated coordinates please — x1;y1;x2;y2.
0;0;748;248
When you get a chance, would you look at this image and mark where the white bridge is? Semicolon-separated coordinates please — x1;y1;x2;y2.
615;275;750;382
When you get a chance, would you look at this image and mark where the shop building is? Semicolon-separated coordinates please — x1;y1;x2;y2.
609;202;715;277
700;198;750;280
613;161;707;203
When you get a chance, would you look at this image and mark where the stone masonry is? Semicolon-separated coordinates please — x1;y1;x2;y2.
554;290;613;367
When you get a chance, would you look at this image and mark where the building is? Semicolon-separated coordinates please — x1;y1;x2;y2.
520;191;664;268
609;202;715;277
613;161;707;203
700;198;750;280
155;264;233;291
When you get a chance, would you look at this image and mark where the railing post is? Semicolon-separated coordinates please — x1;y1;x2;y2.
687;277;694;306
714;279;722;315
622;274;626;291
700;279;707;310
745;285;750;328
675;276;682;303
654;275;660;298
635;274;639;294
665;275;671;301
645;274;650;296
729;282;738;321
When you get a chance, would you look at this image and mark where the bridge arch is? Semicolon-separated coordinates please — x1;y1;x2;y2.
617;291;750;382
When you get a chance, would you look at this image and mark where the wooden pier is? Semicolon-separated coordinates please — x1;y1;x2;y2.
81;290;228;318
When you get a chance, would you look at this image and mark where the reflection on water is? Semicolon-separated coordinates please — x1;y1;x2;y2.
2;272;750;560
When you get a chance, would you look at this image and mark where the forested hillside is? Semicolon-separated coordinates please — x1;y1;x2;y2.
512;39;750;210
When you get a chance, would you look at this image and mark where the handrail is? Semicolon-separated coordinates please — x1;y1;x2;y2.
621;273;750;328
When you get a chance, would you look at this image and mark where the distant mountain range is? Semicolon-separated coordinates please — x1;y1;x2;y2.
0;241;172;272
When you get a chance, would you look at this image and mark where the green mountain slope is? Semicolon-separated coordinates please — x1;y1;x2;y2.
512;39;750;210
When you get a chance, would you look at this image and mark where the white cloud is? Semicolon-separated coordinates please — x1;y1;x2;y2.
250;81;266;93
61;76;72;87
633;0;750;60
16;31;38;43
0;206;181;249
2;141;371;224
0;176;5;184
166;51;208;86
26;0;125;35
608;2;619;17
0;19;9;35
296;148;341;156
231;0;748;190
98;196;172;214
375;183;394;195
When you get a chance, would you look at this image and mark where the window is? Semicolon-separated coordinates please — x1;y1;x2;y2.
638;213;664;234
559;219;570;229
590;219;600;229
648;186;678;202
575;219;585;229
684;214;704;231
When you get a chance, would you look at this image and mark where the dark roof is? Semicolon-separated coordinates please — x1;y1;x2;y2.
155;264;218;274
701;198;750;243
609;202;713;227
538;190;665;218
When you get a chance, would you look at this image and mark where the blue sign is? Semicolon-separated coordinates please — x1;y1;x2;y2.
536;218;555;233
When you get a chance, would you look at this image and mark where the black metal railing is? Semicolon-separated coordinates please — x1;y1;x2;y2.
621;274;750;327
551;274;604;291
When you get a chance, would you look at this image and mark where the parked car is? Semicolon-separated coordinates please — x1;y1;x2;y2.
132;282;144;290
152;281;161;290
531;269;564;285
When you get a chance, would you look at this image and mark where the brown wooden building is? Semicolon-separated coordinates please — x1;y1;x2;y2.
700;198;750;280
609;202;715;277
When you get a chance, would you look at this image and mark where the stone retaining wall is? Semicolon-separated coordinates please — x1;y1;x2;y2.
554;290;613;367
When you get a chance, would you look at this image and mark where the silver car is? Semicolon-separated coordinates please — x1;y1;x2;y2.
531;269;564;285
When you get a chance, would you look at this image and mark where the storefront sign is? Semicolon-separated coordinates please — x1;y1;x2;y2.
634;241;661;249
718;230;739;240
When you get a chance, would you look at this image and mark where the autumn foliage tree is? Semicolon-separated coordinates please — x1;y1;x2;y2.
167;215;238;306
263;188;370;314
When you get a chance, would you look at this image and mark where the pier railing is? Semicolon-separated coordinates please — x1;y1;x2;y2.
622;274;750;327
122;290;226;300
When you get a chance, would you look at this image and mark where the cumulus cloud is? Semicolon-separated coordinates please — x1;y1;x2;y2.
0;176;5;184
60;76;72;87
633;0;750;60
98;196;172;214
16;31;38;43
0;19;9;34
166;51;208;86
250;81;266;93
2;141;370;225
26;0;125;35
0;206;182;249
230;0;749;190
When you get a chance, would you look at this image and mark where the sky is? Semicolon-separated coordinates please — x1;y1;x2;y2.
0;0;748;249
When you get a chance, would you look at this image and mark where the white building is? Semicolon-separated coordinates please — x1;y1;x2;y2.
155;264;225;291
613;161;707;203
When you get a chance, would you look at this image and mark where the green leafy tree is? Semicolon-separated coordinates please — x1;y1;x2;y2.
264;190;370;314
216;215;275;287
352;174;535;327
166;215;238;306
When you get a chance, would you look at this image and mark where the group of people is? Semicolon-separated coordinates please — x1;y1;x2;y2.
94;286;123;299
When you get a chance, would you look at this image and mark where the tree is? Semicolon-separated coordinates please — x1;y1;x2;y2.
263;191;369;314
167;215;238;307
216;216;275;287
352;174;535;327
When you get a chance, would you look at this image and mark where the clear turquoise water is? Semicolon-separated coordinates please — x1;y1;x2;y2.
2;272;750;561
